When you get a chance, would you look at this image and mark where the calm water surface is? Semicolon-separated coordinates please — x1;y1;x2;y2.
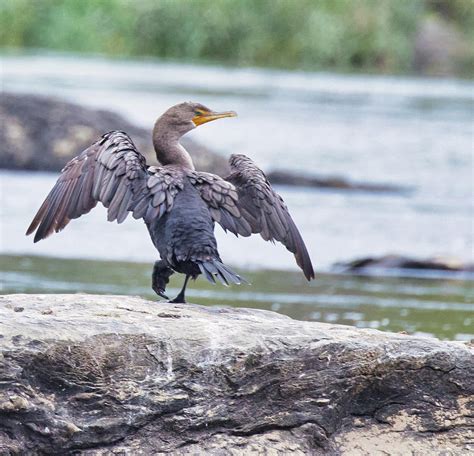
1;255;473;341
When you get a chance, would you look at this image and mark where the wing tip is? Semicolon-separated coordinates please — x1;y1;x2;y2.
299;252;315;281
26;219;43;241
304;266;316;281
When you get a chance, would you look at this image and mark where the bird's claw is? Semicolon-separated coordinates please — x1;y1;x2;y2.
158;290;169;300
154;288;169;300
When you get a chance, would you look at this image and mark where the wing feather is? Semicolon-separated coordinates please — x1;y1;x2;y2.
26;131;183;243
227;155;314;279
189;155;314;280
188;171;252;236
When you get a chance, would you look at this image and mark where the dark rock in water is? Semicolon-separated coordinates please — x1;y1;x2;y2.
266;169;409;193
336;254;474;273
1;294;472;455
0;93;230;176
2;93;409;194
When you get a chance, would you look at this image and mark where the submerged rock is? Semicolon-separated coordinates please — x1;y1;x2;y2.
1;294;472;455
266;169;409;193
336;254;474;274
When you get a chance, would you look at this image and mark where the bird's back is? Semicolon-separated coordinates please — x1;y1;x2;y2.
147;176;219;274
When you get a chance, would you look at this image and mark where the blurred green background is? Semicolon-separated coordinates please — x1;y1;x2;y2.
1;0;473;76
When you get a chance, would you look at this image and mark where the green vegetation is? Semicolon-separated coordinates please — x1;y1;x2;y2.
1;0;473;74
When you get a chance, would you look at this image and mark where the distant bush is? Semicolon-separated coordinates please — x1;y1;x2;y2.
1;0;472;75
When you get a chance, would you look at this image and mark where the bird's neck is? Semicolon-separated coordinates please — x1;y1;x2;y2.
152;120;195;170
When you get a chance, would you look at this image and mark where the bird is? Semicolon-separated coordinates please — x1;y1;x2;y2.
26;102;315;303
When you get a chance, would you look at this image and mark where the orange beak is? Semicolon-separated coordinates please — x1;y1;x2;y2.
192;110;237;126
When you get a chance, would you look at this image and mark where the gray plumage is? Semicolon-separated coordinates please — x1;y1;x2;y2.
26;102;314;303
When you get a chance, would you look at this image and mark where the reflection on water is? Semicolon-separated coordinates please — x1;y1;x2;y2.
2;255;472;341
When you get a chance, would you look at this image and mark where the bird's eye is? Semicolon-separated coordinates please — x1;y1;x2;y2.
194;109;203;116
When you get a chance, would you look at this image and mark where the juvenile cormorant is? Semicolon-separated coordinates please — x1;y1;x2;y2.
26;102;315;302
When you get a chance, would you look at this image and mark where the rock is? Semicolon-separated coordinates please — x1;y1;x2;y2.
0;93;230;176
1;93;410;194
1;294;472;455
266;169;410;194
413;17;470;76
335;254;474;275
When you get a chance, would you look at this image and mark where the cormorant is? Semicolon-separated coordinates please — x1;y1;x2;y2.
26;102;314;302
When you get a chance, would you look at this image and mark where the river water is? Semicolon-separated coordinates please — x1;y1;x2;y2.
1;54;473;340
1;54;473;271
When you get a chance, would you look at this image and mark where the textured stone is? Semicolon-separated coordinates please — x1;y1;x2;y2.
335;254;474;275
0;93;230;176
0;294;472;455
266;170;408;194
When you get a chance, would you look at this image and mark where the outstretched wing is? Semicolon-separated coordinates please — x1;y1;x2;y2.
26;131;183;242
187;171;253;236
190;154;315;280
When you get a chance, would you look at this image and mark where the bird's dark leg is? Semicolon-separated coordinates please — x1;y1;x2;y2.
170;275;191;304
152;260;174;300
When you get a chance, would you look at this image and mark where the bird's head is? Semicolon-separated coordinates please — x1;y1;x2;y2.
158;102;237;138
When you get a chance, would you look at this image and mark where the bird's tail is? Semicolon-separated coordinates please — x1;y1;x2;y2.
198;260;248;286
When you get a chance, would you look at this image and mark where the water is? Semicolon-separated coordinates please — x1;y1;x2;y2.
1;255;472;341
1;54;473;340
1;54;473;271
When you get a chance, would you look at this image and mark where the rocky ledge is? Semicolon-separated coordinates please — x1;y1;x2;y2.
1;294;472;455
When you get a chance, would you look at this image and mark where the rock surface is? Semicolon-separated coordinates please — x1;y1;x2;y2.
266;170;409;194
413;16;470;76
0;294;472;455
336;254;474;276
0;93;230;176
